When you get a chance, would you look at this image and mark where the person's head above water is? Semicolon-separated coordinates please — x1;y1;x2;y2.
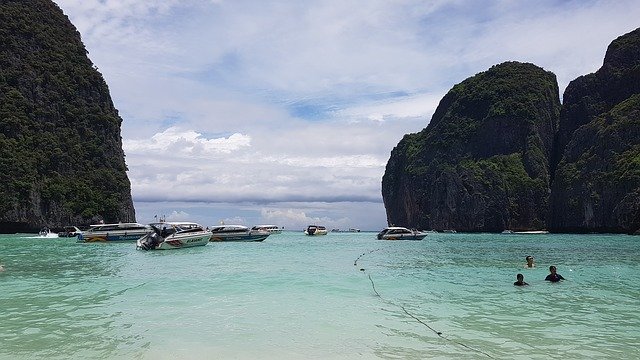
545;265;565;282
525;255;535;267
514;273;528;286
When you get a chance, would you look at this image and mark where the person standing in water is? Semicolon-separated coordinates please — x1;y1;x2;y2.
545;265;565;282
525;255;535;268
514;273;529;286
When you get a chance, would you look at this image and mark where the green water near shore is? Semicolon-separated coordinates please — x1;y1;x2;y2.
1;232;639;359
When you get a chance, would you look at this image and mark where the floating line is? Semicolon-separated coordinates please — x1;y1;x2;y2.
354;248;382;267
356;250;495;359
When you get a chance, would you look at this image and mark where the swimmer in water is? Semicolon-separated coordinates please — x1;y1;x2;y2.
514;273;529;286
545;265;565;282
525;255;535;268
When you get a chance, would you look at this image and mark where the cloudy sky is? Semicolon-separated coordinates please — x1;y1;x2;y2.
53;0;639;231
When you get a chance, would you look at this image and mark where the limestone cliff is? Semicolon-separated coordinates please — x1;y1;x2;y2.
550;28;640;233
382;62;560;232
0;0;136;232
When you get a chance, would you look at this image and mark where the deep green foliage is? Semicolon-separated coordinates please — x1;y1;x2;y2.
383;62;560;231
552;94;640;233
0;0;135;232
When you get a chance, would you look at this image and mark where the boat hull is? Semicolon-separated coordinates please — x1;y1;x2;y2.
137;222;212;250
209;233;269;242
379;234;427;240
304;230;328;235
376;227;428;241
78;230;151;243
154;233;211;249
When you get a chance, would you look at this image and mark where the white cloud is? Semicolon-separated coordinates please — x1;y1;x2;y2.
165;210;190;222
124;127;251;157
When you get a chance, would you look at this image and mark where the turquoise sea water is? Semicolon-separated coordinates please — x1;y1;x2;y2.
1;232;639;359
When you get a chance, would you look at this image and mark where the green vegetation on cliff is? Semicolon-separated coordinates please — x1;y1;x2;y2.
383;62;560;232
550;27;640;233
551;95;640;233
0;0;135;232
383;27;640;234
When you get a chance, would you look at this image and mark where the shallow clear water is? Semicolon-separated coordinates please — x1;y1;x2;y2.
1;232;639;359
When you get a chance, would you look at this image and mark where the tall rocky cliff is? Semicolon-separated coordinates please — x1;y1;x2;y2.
550;28;640;233
382;62;560;232
383;27;640;233
0;0;136;232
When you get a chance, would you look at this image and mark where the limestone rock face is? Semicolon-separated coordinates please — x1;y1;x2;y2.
0;0;136;232
382;62;560;232
550;28;640;233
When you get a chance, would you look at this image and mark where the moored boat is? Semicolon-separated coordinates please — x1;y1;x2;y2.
38;227;58;238
376;227;428;240
77;222;151;243
209;225;270;242
58;226;82;238
304;225;327;236
514;230;549;234
137;222;211;250
251;225;283;234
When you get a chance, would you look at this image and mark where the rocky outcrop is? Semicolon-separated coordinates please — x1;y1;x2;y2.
0;0;136;233
383;28;640;233
550;28;640;233
382;62;560;232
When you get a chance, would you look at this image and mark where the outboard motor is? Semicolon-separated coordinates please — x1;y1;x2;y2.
137;232;162;250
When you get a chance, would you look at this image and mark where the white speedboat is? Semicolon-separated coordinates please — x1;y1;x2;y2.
58;226;82;238
137;222;211;250
77;222;152;243
209;225;270;242
376;227;428;240
304;225;327;236
38;227;58;238
251;225;283;234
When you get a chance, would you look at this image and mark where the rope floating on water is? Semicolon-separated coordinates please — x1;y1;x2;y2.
356;250;495;359
354;248;382;267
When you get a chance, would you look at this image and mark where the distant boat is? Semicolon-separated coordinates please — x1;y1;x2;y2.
514;230;549;234
38;227;57;238
137;222;211;250
331;228;360;233
77;222;152;243
251;225;283;234
210;225;270;242
376;227;427;240
442;229;457;234
58;226;82;238
501;230;514;234
304;225;328;236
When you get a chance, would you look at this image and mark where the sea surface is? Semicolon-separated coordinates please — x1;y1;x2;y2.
1;231;639;359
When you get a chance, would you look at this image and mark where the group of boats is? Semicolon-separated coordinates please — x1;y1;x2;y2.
39;222;432;250
52;222;285;250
